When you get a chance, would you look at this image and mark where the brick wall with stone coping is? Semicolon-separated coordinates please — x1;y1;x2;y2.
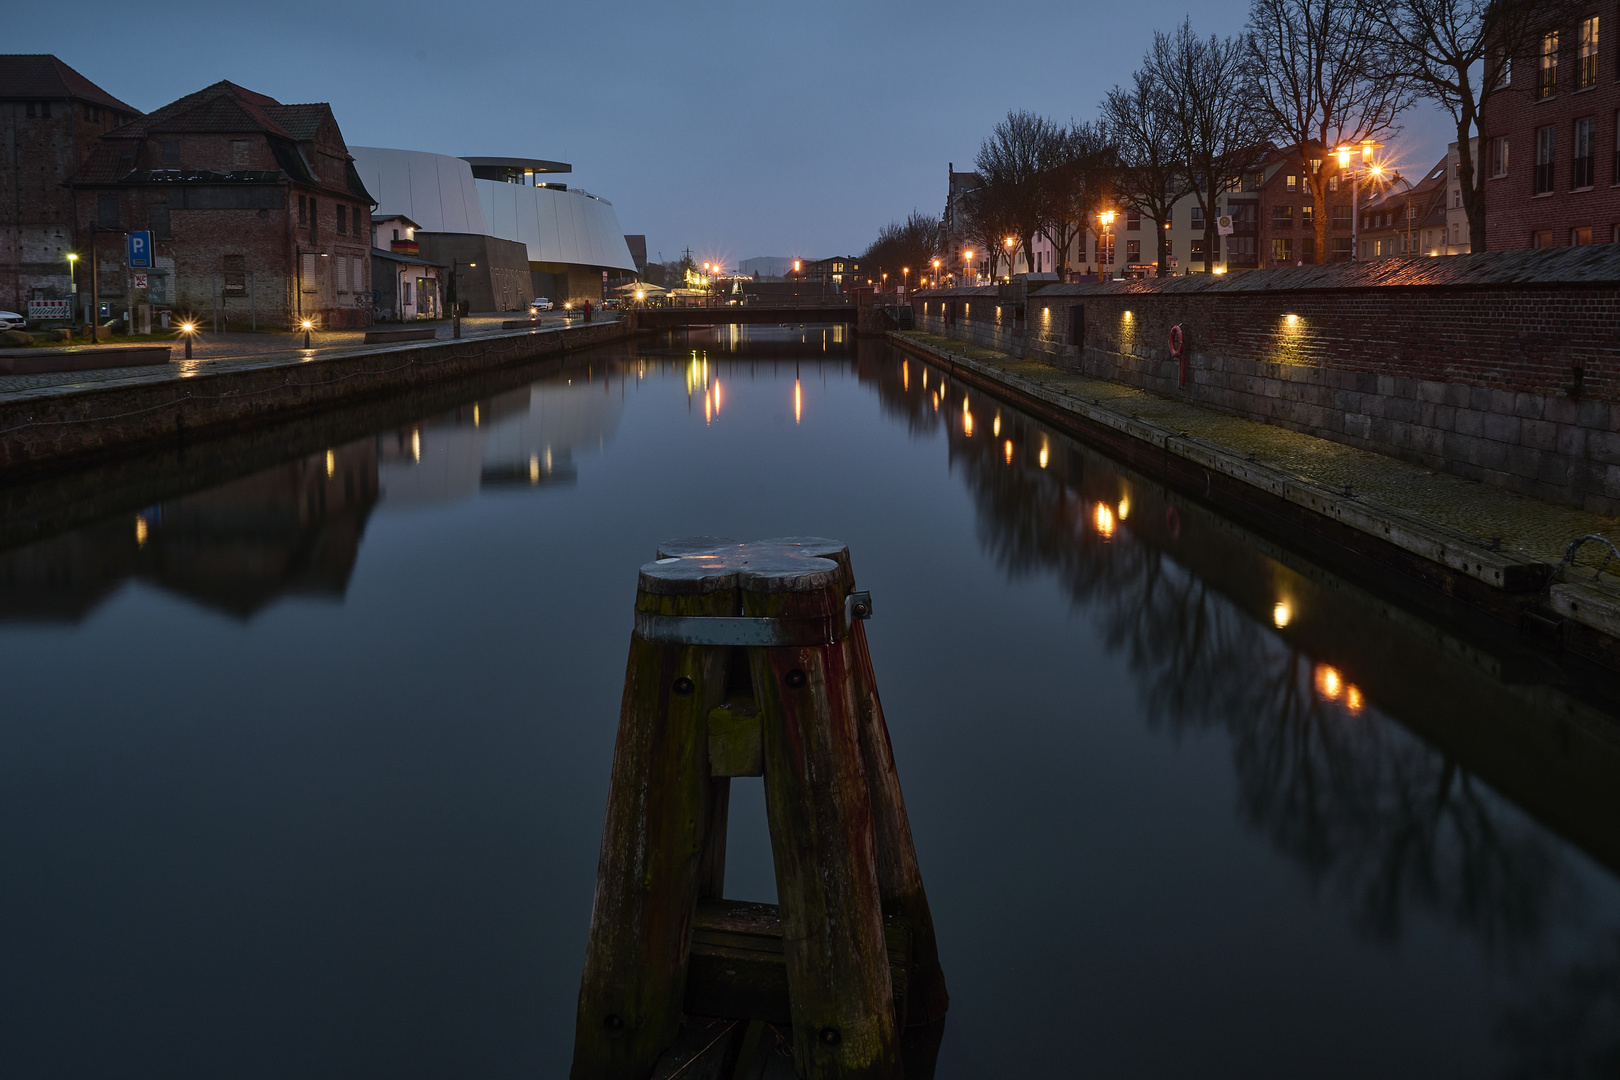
913;256;1620;515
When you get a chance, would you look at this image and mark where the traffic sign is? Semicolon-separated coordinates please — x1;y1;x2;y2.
128;231;152;268
133;273;148;289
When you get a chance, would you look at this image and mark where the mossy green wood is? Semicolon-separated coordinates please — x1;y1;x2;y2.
571;563;736;1080
742;557;899;1080
761;537;949;1028
849;618;949;1026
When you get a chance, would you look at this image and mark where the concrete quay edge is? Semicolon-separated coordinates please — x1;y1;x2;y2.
887;329;1620;661
0;320;634;476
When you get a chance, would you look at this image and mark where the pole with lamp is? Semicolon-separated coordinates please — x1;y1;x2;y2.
932;257;940;288
963;250;974;285
1097;210;1116;278
66;252;79;332
1003;236;1015;281
1334;140;1384;262
901;266;910;297
448;258;475;338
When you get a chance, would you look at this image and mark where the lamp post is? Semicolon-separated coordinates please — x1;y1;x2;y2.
1003;236;1015;281
449;258;475;338
963;250;974;285
179;319;198;359
932;258;940;287
66;252;79;331
902;266;910;295
1097;210;1116;278
1334;140;1384;262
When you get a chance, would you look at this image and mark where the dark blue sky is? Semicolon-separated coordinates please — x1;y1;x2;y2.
14;0;1454;264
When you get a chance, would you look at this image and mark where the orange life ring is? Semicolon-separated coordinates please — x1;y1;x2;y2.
1168;323;1185;359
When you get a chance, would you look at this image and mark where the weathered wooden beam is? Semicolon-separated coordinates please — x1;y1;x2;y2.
572;558;738;1080
743;552;899;1080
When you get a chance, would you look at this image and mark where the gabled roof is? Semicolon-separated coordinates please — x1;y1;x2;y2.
0;54;139;113
106;81;297;140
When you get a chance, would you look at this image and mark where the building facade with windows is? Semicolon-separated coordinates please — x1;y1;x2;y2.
70;80;375;329
0;55;140;319
1482;9;1620;247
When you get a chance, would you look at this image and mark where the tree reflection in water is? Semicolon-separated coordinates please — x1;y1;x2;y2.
860;345;1620;1074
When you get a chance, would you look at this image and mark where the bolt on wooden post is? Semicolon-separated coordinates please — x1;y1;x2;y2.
571;538;946;1080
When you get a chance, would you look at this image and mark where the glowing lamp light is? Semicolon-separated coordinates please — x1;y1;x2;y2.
1117;496;1130;520
134;516;148;547
1273;601;1292;628
1038;445;1048;469
67;252;79;262
1345;685;1365;714
1003;439;1014;464
300;319;313;330
325;449;335;477
1093;502;1116;538
180;322;197;334
1314;663;1343;700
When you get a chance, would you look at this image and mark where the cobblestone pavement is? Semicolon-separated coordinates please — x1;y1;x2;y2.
900;331;1620;584
0;313;617;400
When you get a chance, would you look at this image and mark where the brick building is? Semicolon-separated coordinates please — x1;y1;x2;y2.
1358;158;1449;258
1238;145;1363;269
70;80;375;329
0;55;140;319
1482;9;1620;248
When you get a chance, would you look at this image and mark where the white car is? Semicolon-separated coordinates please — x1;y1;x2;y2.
0;310;25;331
529;297;553;313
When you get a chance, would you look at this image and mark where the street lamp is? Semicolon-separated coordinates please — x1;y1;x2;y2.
963;250;974;284
1334;140;1384;262
902;266;910;293
179;319;197;359
1097;210;1116;278
932;257;940;287
449;259;476;337
65;252;80;332
1004;236;1015;280
300;317;314;349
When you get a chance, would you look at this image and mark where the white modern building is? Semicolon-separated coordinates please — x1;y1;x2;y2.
351;147;638;304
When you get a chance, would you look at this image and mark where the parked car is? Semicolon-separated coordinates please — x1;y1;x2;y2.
0;310;25;331
529;297;553;313
602;298;620;310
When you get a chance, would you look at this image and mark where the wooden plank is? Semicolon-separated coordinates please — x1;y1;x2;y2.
685;900;911;1031
743;553;899;1080
709;698;764;777
571;558;739;1080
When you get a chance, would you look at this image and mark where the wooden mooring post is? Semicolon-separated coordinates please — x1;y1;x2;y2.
572;537;946;1080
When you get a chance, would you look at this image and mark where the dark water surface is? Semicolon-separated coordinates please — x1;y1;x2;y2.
3;328;1619;1078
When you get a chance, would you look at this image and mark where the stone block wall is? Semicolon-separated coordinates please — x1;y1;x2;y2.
914;281;1620;515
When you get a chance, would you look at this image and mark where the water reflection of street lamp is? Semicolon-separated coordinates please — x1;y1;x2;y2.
1334;140;1384;262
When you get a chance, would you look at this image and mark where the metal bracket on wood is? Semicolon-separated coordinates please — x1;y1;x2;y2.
633;591;873;648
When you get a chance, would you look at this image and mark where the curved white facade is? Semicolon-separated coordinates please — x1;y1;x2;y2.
350;147;488;234
350;146;637;272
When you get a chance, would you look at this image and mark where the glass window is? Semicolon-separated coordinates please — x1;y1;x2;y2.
161;140;180;167
1286;174;1297;190
1272;204;1294;227
149;204;170;240
1125;239;1141;262
1572;226;1593;245
231;140;250;167
1492;136;1509;177
1540;31;1559;98
1328;175;1339;193
1126;211;1141;231
1579;17;1599;88
1271;237;1293;262
1332;205;1352;228
1574;117;1596;187
1190;206;1206;230
337;205;347;234
1535;126;1556;194
1302;204;1314;224
97;193;119;227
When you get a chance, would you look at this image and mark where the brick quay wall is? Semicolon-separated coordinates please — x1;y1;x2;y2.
0;320;634;475
913;249;1620;515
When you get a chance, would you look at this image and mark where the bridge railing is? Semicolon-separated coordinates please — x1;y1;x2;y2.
629;294;857;310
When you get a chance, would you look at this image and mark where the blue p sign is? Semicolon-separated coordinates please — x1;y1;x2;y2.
128;231;152;268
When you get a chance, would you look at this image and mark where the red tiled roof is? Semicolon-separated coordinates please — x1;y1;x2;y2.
263;104;328;141
0;54;139;113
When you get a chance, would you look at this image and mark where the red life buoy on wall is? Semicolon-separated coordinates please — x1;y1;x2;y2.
1169;324;1189;387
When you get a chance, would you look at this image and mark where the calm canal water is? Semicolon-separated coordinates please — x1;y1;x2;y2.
3;327;1618;1078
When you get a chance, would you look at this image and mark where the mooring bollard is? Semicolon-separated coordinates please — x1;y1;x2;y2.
571;537;946;1080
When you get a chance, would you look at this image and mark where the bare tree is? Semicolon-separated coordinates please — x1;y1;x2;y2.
959;182;1018;281
975;111;1062;277
863;211;940;286
1361;0;1584;251
1244;0;1412;264
1152;20;1267;273
1102;65;1195;278
1039;121;1116;281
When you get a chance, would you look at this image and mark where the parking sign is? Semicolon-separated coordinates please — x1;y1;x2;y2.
127;231;152;268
